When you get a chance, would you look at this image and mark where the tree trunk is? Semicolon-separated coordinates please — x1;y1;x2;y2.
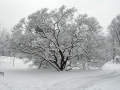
59;50;66;71
82;62;85;69
113;38;116;63
13;59;14;67
38;60;43;69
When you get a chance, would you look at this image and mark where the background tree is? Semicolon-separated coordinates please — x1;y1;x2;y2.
108;14;120;60
0;28;11;56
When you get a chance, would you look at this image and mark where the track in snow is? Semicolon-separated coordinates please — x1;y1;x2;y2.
47;70;120;90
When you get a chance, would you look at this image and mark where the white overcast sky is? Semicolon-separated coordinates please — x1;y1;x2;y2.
0;0;120;33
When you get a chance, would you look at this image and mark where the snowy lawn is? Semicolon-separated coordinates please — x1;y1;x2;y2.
0;56;120;90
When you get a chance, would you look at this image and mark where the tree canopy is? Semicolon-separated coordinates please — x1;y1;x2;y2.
11;6;108;71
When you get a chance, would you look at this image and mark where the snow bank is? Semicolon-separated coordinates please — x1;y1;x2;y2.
0;56;120;90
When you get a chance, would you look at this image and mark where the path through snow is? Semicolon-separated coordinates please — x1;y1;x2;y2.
47;70;120;90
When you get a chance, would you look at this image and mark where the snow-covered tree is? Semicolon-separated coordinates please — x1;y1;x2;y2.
0;28;11;56
108;14;120;60
11;6;106;71
108;14;120;44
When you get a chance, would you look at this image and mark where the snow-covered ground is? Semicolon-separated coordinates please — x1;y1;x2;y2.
0;56;120;90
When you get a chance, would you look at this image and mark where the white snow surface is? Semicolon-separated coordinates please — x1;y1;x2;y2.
0;56;120;90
